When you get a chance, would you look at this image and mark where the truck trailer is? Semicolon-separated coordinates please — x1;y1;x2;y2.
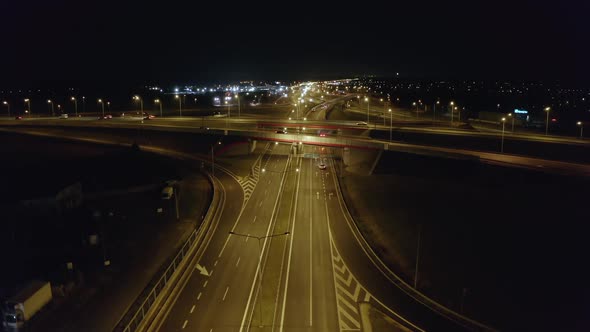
2;281;52;331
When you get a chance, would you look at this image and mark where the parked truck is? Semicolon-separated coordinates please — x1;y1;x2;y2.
2;281;52;331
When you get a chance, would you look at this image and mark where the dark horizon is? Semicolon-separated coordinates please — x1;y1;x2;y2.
1;1;589;87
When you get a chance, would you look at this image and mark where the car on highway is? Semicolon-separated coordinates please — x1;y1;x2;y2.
143;114;156;120
276;129;287;134
59;114;68;119
15;116;22;120
318;163;327;170
356;121;368;126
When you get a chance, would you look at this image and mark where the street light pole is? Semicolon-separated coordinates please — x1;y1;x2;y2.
433;101;439;122
450;101;454;124
82;96;86;113
3;101;10;117
365;96;370;124
508;113;514;132
47;100;54;116
544;107;551;135
71;97;78;117
98;99;105;116
235;94;241;118
228;230;290;327
414;224;422;289
501;117;506;153
24;99;31;116
133;96;143;123
388;108;392;142
155;99;162;117
577;121;584;138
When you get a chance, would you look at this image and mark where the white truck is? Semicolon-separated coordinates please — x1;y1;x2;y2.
2;281;52;331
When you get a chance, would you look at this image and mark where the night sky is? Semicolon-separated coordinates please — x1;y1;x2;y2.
0;0;588;86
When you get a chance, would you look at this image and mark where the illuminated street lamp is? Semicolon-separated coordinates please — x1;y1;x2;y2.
501;117;506;153
82;96;86;113
228;230;290;327
544;107;551;135
98;99;105;116
577;121;584;138
412;102;418;119
174;95;182;117
154;99;162;117
234;94;241;118
24;98;31;116
388;108;393;142
450;101;455;124
133;96;143;122
508;113;515;132
433;100;440;122
211;140;222;176
3;101;10;117
47;100;54;116
364;96;370;124
71;97;78;117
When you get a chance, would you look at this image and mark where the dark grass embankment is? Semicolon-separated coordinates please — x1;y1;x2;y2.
340;150;590;331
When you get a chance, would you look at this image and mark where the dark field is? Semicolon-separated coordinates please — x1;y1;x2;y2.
341;150;590;331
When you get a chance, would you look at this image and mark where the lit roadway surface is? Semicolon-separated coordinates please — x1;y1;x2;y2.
159;143;292;331
1;90;586;330
158;142;461;331
1;116;588;176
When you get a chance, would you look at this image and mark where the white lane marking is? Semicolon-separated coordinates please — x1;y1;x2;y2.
223;286;230;301
253;215;257;223
218;235;231;258
182;320;188;329
209;269;214;277
245;234;249;243
203;280;208;288
259;200;263;207
197;292;202;300
190;304;195;314
279;155;302;332
242;153;292;332
236;257;241;267
214;260;218;267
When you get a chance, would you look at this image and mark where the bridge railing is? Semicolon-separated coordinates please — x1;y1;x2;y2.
113;171;221;332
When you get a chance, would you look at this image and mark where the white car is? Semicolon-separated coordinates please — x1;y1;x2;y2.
59;114;69;119
318;163;327;170
356;121;367;126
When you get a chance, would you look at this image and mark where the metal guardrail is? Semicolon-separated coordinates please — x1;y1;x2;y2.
113;173;220;332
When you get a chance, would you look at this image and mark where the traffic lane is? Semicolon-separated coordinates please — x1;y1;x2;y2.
280;155;313;331
159;146;289;331
310;155;339;331
227;145;293;329
322;158;467;331
201;146;292;330
158;168;244;331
